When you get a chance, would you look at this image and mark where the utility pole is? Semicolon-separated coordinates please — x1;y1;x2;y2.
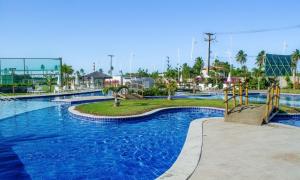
204;33;216;74
108;55;114;76
93;62;95;72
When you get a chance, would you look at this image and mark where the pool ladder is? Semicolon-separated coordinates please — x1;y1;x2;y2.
0;92;18;101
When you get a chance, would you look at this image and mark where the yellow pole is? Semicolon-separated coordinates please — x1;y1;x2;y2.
275;85;280;110
265;87;271;122
271;84;275;110
245;83;249;106
224;88;229;115
232;83;236;107
239;81;243;106
277;86;280;110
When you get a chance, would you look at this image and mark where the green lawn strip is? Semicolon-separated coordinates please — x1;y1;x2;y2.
280;89;300;94
75;98;300;116
75;99;227;116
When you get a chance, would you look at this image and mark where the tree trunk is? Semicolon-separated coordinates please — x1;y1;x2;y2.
293;69;296;90
167;89;171;100
114;96;119;107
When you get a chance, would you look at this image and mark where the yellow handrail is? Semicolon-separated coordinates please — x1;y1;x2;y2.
224;81;249;115
264;83;280;122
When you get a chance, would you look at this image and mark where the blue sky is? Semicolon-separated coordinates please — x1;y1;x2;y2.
0;0;300;75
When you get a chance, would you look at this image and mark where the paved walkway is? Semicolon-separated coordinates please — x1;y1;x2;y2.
190;121;300;180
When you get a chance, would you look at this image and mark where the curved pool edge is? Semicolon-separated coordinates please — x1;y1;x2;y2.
268;122;300;129
157;117;222;180
68;105;225;120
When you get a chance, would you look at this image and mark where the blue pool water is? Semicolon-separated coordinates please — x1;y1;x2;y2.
271;115;300;127
185;93;300;108
0;98;223;179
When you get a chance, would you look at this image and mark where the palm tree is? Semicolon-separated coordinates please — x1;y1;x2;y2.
291;49;300;89
236;50;247;66
164;79;177;100
61;64;74;86
256;50;266;69
236;50;247;80
252;68;264;90
255;51;266;89
103;85;128;107
79;68;85;84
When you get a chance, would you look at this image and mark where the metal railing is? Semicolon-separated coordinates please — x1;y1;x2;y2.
0;92;18;101
127;83;144;97
224;81;249;115
264;83;280;122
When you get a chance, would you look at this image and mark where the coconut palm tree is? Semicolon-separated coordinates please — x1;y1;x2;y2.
291;49;300;89
252;68;264;90
256;50;266;69
61;64;74;86
103;85;128;107
164;79;177;100
236;50;247;80
236;50;247;67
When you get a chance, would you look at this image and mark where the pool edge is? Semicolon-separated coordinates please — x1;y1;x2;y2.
157;117;223;180
68;105;225;120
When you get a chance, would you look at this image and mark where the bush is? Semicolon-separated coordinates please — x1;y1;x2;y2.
143;87;170;96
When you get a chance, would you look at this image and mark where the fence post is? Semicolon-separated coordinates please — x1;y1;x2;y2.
232;83;236;107
224;88;228;115
239;81;243;106
276;85;280;110
271;84;275;110
265;87;271;122
245;83;249;106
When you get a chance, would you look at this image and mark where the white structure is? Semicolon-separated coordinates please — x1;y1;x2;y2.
105;76;155;88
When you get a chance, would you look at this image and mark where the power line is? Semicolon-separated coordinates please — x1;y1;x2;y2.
215;24;300;35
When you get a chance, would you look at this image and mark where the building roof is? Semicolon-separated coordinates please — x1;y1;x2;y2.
265;54;292;77
84;71;111;79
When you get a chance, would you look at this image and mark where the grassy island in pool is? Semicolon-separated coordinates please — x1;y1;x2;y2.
75;98;300;116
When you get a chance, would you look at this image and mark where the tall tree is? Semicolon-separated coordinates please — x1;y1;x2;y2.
256;50;266;69
252;67;264;90
291;49;300;89
61;64;74;86
236;50;247;79
192;57;204;76
236;50;247;67
181;63;192;81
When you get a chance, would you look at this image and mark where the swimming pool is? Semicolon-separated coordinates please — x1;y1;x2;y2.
271;114;300;127
0;97;223;179
184;93;300;108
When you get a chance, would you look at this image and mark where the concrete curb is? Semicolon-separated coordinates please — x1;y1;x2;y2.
157;117;222;180
268;122;300;129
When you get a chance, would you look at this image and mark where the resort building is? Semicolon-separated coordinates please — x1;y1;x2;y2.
84;70;111;88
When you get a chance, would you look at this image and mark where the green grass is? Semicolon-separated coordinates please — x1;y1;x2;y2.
75;98;300;116
75;99;228;116
280;89;300;94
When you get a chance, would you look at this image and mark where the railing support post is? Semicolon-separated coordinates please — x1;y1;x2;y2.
225;88;229;115
232;83;236;107
265;87;271;122
245;83;249;106
239;81;243;106
271;84;275;111
276;85;280;110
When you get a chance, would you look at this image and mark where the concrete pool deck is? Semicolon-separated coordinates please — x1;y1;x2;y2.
189;120;300;180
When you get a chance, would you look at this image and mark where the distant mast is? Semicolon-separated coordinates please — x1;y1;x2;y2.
108;55;114;76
